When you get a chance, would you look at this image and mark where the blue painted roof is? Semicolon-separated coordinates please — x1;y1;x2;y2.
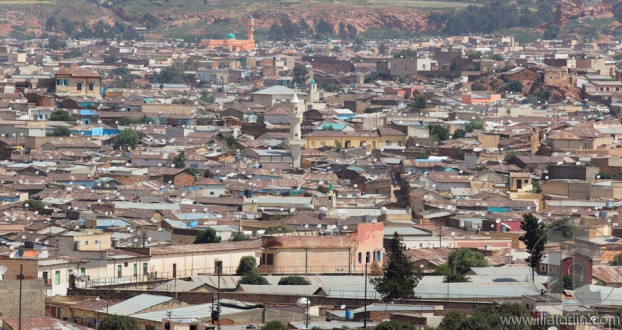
80;109;97;116
96;219;130;227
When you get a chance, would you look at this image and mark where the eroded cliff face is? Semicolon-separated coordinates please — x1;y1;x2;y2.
554;0;614;27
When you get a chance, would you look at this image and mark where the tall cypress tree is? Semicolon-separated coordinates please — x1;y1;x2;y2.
371;232;422;300
519;213;548;281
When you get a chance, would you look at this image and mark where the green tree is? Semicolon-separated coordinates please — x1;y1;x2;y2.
448;248;489;275
236;256;258;276
543;24;560;40
610;252;622;266
194;228;222;244
464;119;484;132
378;42;387;55
150;64;185;84
452;129;466;139
364;71;380;83
444;273;471;283
99;315;140;330
172;150;186;168
392;49;417;58
63;48;82;59
610;105;621;117
466;51;482;59
47;126;71;137
260;320;288;330
292;64;309;87
561;274;576;290
489;54;504;61
116;128;139;151
373;320;416;330
199;90;215;103
225;135;237;149
548;217;583;241
49;110;77;122
429;124;450;141
238;269;269;285
278;276;311;285
47;36;67;50
506;80;523;93
436;311;468;330
437;303;531;330
231;233;246;241
264;224;292;235
414;94;427;109
24;199;45;210
615;1;622;23
519;213;548;281
414;150;431;159
119;117;137;125
370;232;422;300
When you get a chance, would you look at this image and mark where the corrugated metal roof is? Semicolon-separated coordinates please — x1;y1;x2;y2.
132;303;251;322
106;294;173;315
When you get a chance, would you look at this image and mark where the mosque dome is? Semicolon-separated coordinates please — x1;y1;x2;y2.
226;33;236;40
326;37;332;43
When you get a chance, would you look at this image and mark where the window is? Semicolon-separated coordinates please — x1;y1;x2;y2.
143;263;148;276
80;268;85;276
524;180;528;184
76;83;82;91
117;265;122;278
68;269;73;275
124;262;128;267
376;251;381;262
210;191;214;195
84;241;88;245
358;252;362;264
266;254;273;266
366;251;370;264
54;271;60;285
133;263;138;276
57;80;62;86
342;194;347;198
64;79;69;86
94;240;98;244
88;83;94;91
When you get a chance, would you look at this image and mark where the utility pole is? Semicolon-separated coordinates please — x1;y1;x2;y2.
18;263;23;330
363;255;369;328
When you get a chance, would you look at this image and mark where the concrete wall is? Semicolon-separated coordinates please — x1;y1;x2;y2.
149;249;261;277
0;279;45;318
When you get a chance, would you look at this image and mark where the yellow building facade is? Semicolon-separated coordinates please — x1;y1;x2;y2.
55;67;101;99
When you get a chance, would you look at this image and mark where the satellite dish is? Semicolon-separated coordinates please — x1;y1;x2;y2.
340;305;346;309
343;225;348;230
317;224;322;229
304;224;309;228
39;250;49;259
0;265;6;279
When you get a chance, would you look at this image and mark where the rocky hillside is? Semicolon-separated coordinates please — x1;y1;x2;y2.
554;0;615;27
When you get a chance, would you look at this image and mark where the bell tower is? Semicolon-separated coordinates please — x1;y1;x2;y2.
288;86;304;168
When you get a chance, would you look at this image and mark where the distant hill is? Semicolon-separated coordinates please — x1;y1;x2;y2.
0;0;618;42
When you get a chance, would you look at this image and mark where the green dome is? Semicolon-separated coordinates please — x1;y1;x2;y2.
326;37;332;43
226;33;236;39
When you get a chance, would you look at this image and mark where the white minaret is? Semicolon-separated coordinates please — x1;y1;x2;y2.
288;85;304;168
309;79;319;103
